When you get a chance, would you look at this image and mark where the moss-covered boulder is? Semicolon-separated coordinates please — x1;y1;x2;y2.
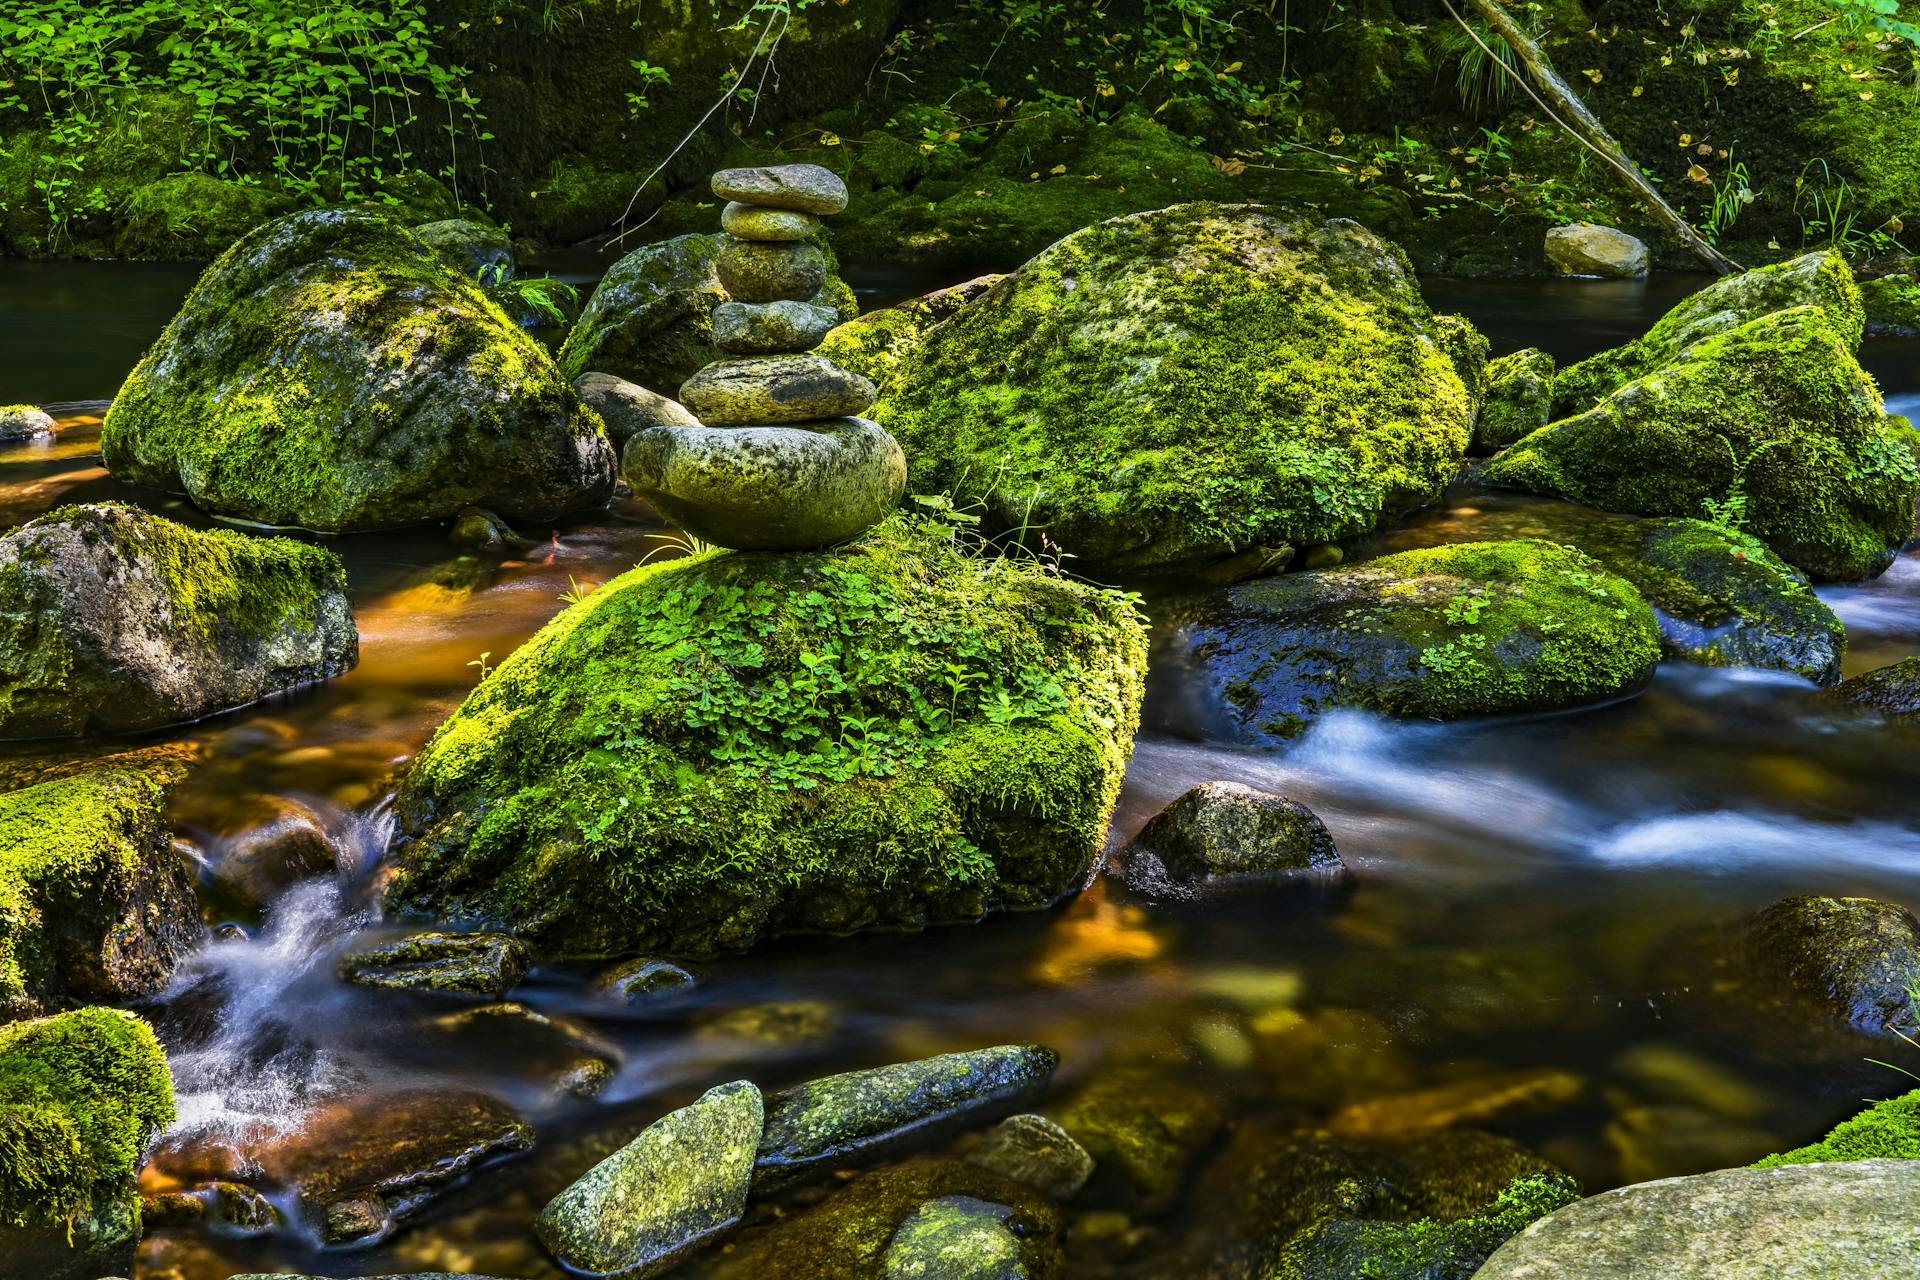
101;207;614;532
864;204;1478;572
0;770;198;1021
1862;272;1920;336
1756;1089;1920;1166
1828;656;1920;716
1188;540;1662;741
0;1007;175;1280
1476;348;1556;455
0;503;357;737
1747;895;1920;1038
386;516;1146;957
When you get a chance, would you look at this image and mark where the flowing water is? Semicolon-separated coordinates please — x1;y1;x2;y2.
5;257;1920;1277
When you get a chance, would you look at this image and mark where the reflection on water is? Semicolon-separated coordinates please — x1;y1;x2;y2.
0;266;1918;1276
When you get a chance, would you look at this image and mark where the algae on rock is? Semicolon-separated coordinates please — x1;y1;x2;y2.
387;516;1147;957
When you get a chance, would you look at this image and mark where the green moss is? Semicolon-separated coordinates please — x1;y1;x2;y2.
1756;1090;1920;1167
870;204;1475;570
387;515;1147;957
0;1006;175;1229
1862;274;1920;336
1483;304;1915;582
1269;1174;1581;1280
1477;349;1556;455
0;770;170;1017
815;307;935;394
115;174;292;260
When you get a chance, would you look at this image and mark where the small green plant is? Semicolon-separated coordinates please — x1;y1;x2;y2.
475;264;580;328
1822;0;1920;47
559;575;597;606
1700;435;1786;531
1436;8;1538;117
639;529;718;565
1704;156;1755;244
626;59;672;116
468;650;492;680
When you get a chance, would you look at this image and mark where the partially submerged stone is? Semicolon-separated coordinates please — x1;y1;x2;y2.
0;404;55;441
882;1195;1028;1279
0;1008;175;1280
1827;656;1920;715
1121;780;1341;888
386;517;1146;958
0;769;199;1020
758;1045;1059;1189
713;299;840;355
601;957;699;1002
338;931;531;999
101;208;614;532
1747;895;1920;1037
573;371;701;447
0;503;358;738
1188;540;1661;741
1543;223;1649;278
622;416;904;551
967;1114;1094;1200
722;201;822;241
712;163;850;214
537;1080;762;1278
1054;1065;1227;1213
680;353;876;425
1476;1160;1920;1279
1475;348;1555;454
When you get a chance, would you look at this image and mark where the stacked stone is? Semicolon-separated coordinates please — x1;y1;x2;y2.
622;163;906;553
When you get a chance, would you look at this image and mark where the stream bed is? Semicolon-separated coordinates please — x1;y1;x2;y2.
5;259;1920;1278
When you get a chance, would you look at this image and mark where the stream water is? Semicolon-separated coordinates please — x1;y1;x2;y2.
5;257;1920;1278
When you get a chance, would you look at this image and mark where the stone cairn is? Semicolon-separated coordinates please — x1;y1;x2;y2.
620;163;907;553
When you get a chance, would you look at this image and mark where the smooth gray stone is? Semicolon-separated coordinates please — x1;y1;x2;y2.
1122;780;1342;886
711;163;849;214
680;353;875;425
712;299;839;355
721;202;821;241
717;239;827;304
623;416;905;552
573;371;701;446
1477;1159;1920;1278
1544;222;1649;278
535;1080;762;1279
0;404;56;440
966;1114;1094;1199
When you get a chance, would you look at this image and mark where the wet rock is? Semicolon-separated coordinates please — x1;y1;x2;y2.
1477;1160;1920;1278
427;1001;622;1087
411;216;513;275
0;1008;174;1280
757;1045;1059;1189
385;517;1146;959
1121;780;1341;888
698;999;840;1045
1544;223;1649;278
1252;1006;1418;1107
448;505;521;550
1327;1067;1585;1137
573;371;702;448
259;1089;533;1246
1827;656;1920;715
967;1114;1094;1199
0;503;358;738
1476;348;1555;453
1189;540;1661;741
712;163;850;215
706;1160;1064;1280
716;239;828;304
712;299;840;355
602;957;699;1002
536;1080;762;1278
339;931;531;998
883;1195;1028;1279
1747;894;1920;1037
203;795;336;912
206;1181;278;1235
867;206;1479;571
555;1057;618;1099
621;416;903;551
141;1191;205;1227
101;208;614;532
0;770;199;1019
1195;544;1295;587
679;353;876;425
0;403;56;440
1604;1102;1777;1183
1054;1065;1227;1214
721;202;822;241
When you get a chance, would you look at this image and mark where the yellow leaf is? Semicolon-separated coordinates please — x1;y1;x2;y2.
1224;61;1243;74
1632;85;1644;96
1049;163;1068;175
819;132;842;146
1686;164;1710;182
1861;90;1875;100
1582;68;1603;82
1173;58;1191;71
1696;143;1713;155
1329;129;1345;145
1678;133;1693;146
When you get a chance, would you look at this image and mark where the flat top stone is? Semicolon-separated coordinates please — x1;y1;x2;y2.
712;164;849;215
1476;1159;1920;1279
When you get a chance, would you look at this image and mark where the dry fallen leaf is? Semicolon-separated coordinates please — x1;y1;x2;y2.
1686;163;1711;182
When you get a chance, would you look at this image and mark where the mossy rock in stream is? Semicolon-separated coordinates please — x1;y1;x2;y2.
864;204;1479;573
1475;348;1556;455
0;503;357;737
386;516;1147;958
1861;272;1920;336
1187;539;1662;742
1479;301;1916;583
0;769;200;1021
100;207;615;532
0;1007;175;1280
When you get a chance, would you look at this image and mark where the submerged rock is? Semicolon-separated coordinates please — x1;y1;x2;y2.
573;371;701;448
883;1195;1029;1279
1054;1065;1228;1214
866;204;1478;571
1543;223;1648;278
0;403;55;440
1326;1068;1585;1137
0;770;199;1019
1475;348;1555;454
386;517;1146;958
621;416;904;551
1188;540;1661;741
1121;780;1341;888
1476;1160;1920;1278
1747;895;1920;1037
0;1008;174;1280
101;208;614;532
1827;656;1920;715
537;1080;762;1279
757;1045;1059;1189
1482;253;1915;581
338;931;531;998
601;957;699;1002
0;503;357;737
967;1114;1095;1200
